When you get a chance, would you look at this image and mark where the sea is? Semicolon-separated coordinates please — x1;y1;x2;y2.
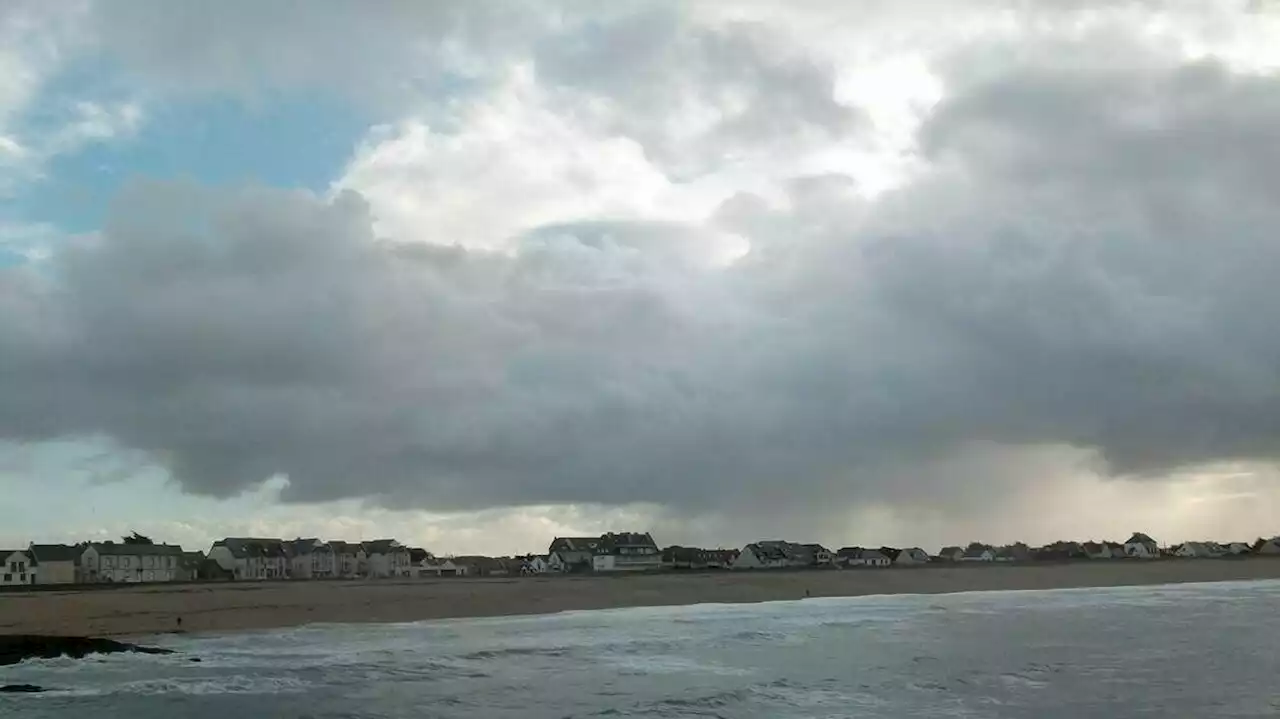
4;580;1280;718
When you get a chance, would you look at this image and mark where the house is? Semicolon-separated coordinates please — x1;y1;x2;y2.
591;532;662;572
80;543;184;582
417;557;467;577
1224;542;1252;555
1124;533;1160;559
328;541;368;578
1253;537;1280;555
363;539;411;578
283;538;334;579
960;543;996;562
1082;541;1114;560
664;546;738;569
836;547;891;567
547;537;602;572
733;540;822;569
454;555;505;576
891;547;930;565
28;544;78;584
1;549;35;586
208;538;289;580
801;544;834;565
1176;542;1224;559
936;546;964;562
524;555;550;574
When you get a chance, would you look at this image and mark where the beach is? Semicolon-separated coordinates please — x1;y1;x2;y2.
5;558;1280;637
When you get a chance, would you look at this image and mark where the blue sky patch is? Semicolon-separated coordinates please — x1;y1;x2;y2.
15;94;371;235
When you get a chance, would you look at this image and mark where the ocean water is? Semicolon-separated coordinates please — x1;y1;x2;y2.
5;580;1280;718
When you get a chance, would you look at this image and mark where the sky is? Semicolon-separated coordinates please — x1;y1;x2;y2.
3;0;1280;556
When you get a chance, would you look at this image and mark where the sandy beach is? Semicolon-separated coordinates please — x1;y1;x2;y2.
4;558;1280;638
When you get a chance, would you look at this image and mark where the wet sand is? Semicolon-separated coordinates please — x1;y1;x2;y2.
4;558;1280;637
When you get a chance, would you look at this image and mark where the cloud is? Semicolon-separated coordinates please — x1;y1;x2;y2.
5;44;1280;523
6;2;1280;544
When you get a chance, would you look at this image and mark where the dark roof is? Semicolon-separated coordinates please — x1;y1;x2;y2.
362;539;403;554
408;548;431;563
878;547;903;560
549;537;602;554
284;538;327;556
327;540;364;554
963;545;993;558
939;546;962;555
28;544;78;562
597;532;658;553
1126;533;1156;545
88;542;184;556
214;538;287;558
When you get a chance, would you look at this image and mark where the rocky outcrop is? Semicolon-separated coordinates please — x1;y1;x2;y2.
0;684;45;693
0;635;173;667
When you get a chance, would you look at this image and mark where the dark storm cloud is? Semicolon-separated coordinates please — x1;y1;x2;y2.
6;30;1280;514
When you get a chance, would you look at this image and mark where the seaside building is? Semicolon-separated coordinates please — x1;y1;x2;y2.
362;539;412;579
880;547;930;566
1253;537;1280;555
836;547;891;567
208;538;289;580
547;537;602;572
591;532;662;572
734;540;824;569
28;544;78;584
80;542;183;583
960;544;996;562
1123;533;1160;559
284;538;334;579
936;546;964;562
0;549;35;586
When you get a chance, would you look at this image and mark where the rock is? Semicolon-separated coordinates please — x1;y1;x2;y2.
0;635;174;667
187;657;202;662
0;684;45;693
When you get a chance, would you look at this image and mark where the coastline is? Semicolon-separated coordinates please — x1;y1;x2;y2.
4;558;1280;638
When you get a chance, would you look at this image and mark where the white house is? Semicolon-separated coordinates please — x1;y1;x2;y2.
1082;541;1114;560
733;541;819;569
524;555;550;574
1;549;35;586
417;557;467;577
363;539;412;578
80;543;183;583
1252;537;1280;555
284;538;334;579
960;544;996;562
208;538;289;580
893;547;931;565
1225;542;1253;555
326;541;367;578
546;537;602;572
837;548;891;567
1124;533;1160;559
1176;542;1224;558
28;544;78;584
591;532;663;572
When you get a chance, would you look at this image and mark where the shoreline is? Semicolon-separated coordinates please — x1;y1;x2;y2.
4;558;1280;638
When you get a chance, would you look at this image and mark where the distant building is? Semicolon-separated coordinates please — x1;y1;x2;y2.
328;541;367;578
0;549;35;586
1124;533;1160;559
28;544;78;584
1036;541;1086;561
936;546;964;562
283;538;334;579
995;543;1032;562
81;543;183;583
362;539;411;579
663;546;738;569
960;544;996;562
591;532;662;572
1253;537;1280;555
836;547;891;567
547;537;601;573
208;538;289;580
733;540;824;569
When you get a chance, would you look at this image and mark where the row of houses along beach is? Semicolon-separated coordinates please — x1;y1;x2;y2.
5;531;1280;588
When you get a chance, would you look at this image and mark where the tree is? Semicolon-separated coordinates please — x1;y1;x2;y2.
122;531;154;545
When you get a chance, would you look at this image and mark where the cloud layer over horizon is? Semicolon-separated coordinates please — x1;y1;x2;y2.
4;1;1280;546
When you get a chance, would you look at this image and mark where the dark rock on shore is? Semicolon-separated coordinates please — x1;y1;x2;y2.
0;684;45;693
0;635;173;667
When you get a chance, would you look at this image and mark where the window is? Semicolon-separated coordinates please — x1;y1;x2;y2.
2;574;9;582
19;574;25;582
